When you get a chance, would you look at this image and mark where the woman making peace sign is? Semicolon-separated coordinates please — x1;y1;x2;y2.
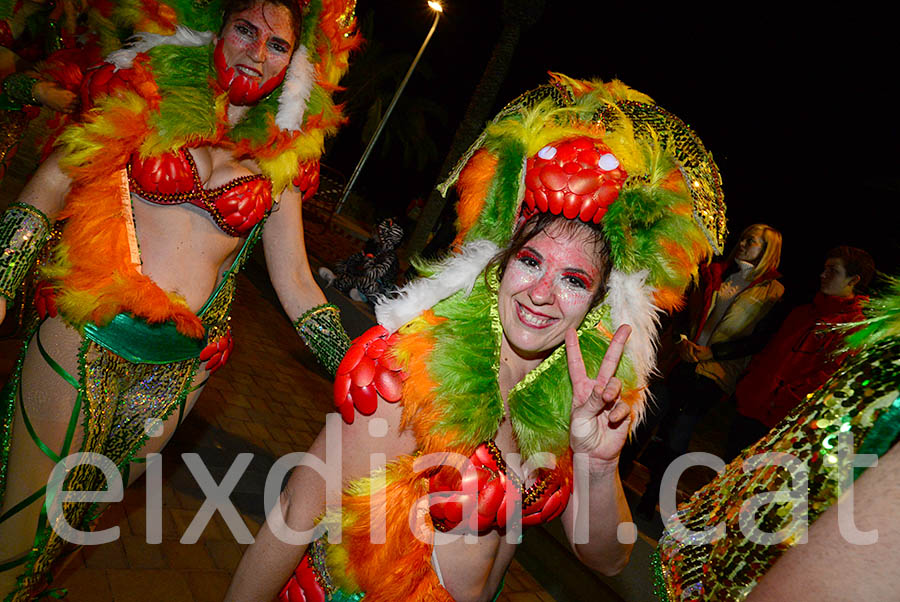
228;74;727;602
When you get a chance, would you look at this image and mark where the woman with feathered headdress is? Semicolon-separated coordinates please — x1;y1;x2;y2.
228;73;726;602
0;0;359;597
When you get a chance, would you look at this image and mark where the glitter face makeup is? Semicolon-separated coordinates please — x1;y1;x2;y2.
215;2;295;105
498;226;602;363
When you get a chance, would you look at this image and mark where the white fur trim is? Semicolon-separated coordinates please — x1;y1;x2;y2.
375;240;499;333
602;269;662;423
275;45;316;132
106;27;214;70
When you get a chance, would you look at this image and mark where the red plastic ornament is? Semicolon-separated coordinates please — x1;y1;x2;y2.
199;329;234;373
293;159;321;199
522;137;628;224
333;325;406;423
278;553;326;602
130;152;195;196
213;178;274;234
427;440;571;534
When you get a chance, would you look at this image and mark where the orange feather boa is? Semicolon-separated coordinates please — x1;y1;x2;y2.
45;60;208;338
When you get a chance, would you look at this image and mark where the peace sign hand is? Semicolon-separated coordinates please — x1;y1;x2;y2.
566;324;632;468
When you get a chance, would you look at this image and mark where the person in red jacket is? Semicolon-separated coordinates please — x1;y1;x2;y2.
726;245;875;460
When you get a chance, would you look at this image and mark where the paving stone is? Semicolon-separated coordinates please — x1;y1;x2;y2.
82;538;128;570
57;568;113;601
244;421;271;442
216;418;251;439
161;541;216;570
126;506;179;540
107;569;194;602
221;404;251;422
94;502;131;538
122;534;167;569
185;569;232;602
204;539;244;572
171;508;226;542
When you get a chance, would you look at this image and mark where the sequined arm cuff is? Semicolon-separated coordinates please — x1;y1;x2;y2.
0;73;40;110
293;303;351;376
0;203;52;301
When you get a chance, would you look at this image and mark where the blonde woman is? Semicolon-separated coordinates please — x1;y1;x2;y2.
638;224;784;516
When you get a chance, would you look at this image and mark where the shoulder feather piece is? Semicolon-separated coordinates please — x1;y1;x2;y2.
375;239;499;333
105;26;213;70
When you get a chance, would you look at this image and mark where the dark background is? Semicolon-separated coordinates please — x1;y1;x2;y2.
325;1;899;309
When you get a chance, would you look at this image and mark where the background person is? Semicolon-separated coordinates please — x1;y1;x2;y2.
726;245;875;460
638;223;784;517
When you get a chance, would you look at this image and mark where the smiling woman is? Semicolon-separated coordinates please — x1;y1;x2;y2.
495;214;610;366
226;74;725;602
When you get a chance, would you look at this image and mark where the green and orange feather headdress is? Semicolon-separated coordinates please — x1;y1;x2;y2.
377;74;727;426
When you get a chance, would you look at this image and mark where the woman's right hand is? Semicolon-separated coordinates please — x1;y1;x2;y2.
0;297;6;325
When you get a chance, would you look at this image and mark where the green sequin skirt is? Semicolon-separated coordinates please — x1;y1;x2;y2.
0;314;203;601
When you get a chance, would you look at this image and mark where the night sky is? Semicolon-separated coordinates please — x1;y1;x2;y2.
329;1;899;307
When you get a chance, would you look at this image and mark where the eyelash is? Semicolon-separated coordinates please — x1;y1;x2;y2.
234;23;289;53
515;251;591;289
563;273;590;289
516;250;540;269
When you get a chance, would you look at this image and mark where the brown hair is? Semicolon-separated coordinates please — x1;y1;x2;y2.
487;213;612;305
221;0;303;44
826;246;875;293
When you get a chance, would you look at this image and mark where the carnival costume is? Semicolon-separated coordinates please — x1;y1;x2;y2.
652;280;900;602
0;0;359;598
278;73;727;602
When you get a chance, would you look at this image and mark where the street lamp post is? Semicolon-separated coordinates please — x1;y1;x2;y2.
330;1;443;221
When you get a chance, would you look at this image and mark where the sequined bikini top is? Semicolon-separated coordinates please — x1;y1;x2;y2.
128;148;273;237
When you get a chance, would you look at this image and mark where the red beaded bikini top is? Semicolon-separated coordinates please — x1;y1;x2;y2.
128;148;273;237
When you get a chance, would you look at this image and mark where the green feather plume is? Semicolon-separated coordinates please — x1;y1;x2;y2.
145;45;219;151
464;137;526;246
847;277;900;348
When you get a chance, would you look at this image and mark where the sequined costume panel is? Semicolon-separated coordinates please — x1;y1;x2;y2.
0;222;263;601
652;339;900;602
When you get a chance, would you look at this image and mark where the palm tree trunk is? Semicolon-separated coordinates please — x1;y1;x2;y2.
407;0;545;255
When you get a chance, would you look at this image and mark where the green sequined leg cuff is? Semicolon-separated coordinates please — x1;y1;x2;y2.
0;203;51;301
0;73;40;110
294;303;351;376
